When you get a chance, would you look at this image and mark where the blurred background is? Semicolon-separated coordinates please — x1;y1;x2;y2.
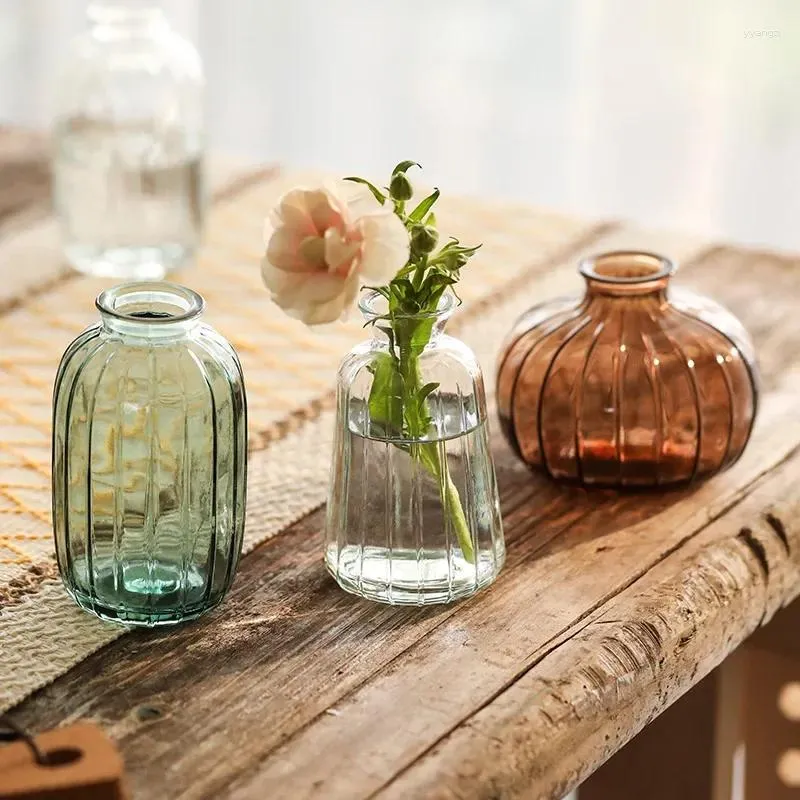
1;0;798;248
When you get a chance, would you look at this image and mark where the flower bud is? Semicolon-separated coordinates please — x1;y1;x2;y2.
411;224;438;254
441;251;468;271
389;173;413;201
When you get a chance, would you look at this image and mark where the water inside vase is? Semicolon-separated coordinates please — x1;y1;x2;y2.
54;118;203;279
326;396;505;605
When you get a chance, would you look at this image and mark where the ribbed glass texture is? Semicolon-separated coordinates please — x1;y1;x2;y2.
52;282;247;626
53;3;205;279
497;251;759;487
325;293;505;605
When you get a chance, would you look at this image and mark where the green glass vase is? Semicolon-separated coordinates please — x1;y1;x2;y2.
52;282;247;626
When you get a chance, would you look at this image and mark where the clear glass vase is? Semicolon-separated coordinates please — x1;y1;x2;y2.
53;2;205;279
52;283;247;625
325;292;505;605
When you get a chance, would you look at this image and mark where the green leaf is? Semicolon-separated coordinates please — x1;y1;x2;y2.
367;352;404;437
408;188;440;222
391;160;421;176
363;285;391;300
433;239;459;257
410;316;436;351
414;381;439;431
417;381;440;404
389;277;417;309
425;212;437;228
376;325;396;353
343;177;386;205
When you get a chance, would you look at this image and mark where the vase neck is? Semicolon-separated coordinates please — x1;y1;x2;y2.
97;282;203;340
360;290;454;351
580;251;674;299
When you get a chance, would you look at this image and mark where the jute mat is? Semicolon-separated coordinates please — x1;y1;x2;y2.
0;130;709;712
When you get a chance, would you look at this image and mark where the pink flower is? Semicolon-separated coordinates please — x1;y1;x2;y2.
261;183;409;325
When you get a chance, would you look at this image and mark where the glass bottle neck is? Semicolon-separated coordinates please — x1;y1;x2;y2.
97;282;204;341
360;291;455;353
584;279;669;302
580;251;674;302
369;317;449;351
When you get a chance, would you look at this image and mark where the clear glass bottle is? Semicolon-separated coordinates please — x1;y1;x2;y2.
53;2;205;280
325;291;505;605
52;283;247;626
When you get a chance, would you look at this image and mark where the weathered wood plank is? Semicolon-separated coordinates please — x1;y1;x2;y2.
378;446;800;799
579;672;717;800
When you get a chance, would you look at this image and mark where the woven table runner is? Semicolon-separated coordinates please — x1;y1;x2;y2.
0;132;711;712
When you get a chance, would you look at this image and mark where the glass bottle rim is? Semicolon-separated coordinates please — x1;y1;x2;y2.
358;289;457;321
96;281;205;325
579;251;676;285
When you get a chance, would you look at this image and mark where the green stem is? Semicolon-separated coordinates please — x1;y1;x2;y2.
396;320;476;565
415;443;475;564
367;314;476;564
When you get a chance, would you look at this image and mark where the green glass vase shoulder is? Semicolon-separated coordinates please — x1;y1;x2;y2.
52;282;247;626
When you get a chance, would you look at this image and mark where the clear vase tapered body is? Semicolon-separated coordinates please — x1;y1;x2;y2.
325;292;505;605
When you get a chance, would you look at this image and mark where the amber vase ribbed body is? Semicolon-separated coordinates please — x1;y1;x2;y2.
496;252;759;487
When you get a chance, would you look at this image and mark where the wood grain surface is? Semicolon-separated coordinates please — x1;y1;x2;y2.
6;147;800;799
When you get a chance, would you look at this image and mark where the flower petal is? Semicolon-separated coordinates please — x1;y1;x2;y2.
305;188;346;235
269;188;316;239
261;180;398;327
264;266;343;303
338;180;385;219
297;271;360;325
298;235;327;269
260;255;298;296
266;227;311;272
357;211;410;281
324;227;361;277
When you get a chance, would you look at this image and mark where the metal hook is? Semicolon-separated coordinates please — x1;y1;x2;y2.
0;713;48;765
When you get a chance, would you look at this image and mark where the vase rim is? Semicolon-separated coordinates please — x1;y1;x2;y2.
96;281;205;326
358;288;457;321
579;251;676;285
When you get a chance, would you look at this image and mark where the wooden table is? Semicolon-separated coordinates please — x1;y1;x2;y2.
5;134;800;799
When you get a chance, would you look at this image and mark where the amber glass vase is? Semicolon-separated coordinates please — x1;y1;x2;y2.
496;251;759;487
